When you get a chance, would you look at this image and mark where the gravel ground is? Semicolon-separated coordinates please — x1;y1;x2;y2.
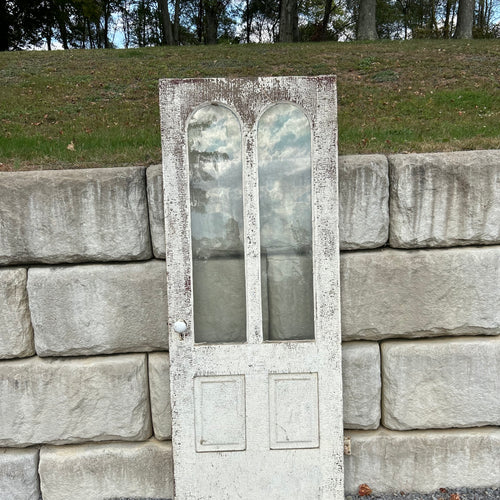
103;488;500;500
101;489;500;500
346;487;500;500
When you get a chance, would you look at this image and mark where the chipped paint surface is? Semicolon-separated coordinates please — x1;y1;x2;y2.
160;76;342;499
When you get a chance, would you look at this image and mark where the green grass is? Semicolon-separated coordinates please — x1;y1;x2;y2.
1;39;499;170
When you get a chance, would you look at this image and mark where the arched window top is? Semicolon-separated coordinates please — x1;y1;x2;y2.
257;102;310;157
188;103;241;158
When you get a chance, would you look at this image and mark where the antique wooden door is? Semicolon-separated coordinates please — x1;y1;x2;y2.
160;76;343;499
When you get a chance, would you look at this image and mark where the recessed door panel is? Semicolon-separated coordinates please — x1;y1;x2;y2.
269;372;319;449
194;375;246;452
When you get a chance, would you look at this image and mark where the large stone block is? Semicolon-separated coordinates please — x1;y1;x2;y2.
389;150;500;248
147;156;390;257
0;167;152;265
339;154;389;250
341;246;500;340
28;261;168;356
344;427;500;494
342;342;380;430
0;448;40;500
0;354;151;446
146;164;166;259
149;352;171;440
382;336;500;430
39;440;173;500
0;268;34;359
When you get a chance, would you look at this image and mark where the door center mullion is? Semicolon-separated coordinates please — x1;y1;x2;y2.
242;122;264;345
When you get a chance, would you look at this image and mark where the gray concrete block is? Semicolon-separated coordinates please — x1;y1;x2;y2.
0;448;40;500
0;268;34;359
339;154;389;250
28;261;168;356
382;336;500;430
39;440;173;500
146;164;166;259
0;354;151;446
344;427;500;494
342;342;381;430
0;167;152;265
340;246;500;340
149;352;172;440
389;150;500;248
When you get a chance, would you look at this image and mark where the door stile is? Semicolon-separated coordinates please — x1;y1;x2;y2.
311;78;343;496
242;121;264;345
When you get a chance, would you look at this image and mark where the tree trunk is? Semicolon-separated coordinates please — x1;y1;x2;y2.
103;2;111;48
454;0;474;38
318;0;333;40
443;0;452;38
279;0;298;42
173;0;180;43
427;0;437;35
204;1;218;44
245;0;252;43
0;0;10;51
197;0;204;43
45;25;52;50
158;0;174;44
357;0;377;40
55;4;69;49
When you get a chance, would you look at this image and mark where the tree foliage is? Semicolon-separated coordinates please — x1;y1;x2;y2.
1;0;498;50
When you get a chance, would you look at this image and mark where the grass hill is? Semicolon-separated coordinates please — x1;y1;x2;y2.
0;39;499;171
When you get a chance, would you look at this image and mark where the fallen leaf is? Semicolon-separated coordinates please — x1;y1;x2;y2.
440;488;448;493
358;483;372;496
450;494;460;500
67;141;75;151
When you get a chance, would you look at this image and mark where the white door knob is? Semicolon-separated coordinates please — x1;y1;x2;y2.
173;321;187;334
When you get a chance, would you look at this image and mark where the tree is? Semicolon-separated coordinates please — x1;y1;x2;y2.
454;0;474;37
279;0;298;41
317;0;334;40
205;0;224;43
158;0;174;43
357;0;377;39
443;0;457;38
241;0;280;42
0;0;9;50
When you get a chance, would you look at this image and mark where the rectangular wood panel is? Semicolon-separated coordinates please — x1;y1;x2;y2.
194;375;246;452
269;372;319;449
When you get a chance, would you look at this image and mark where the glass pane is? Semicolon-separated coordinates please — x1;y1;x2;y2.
258;104;314;341
189;104;246;343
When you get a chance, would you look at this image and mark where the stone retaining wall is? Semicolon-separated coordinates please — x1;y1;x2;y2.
0;150;499;498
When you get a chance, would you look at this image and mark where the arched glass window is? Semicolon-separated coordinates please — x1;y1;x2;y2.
258;103;314;341
188;104;246;343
